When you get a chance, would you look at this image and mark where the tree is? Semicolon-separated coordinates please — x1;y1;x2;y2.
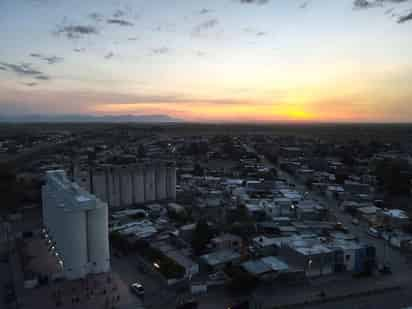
375;159;410;196
191;220;213;255
0;163;19;212
137;144;146;158
193;163;205;177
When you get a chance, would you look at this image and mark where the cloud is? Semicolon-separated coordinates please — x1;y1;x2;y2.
385;7;395;14
34;75;50;80
89;12;104;22
398;11;412;22
113;9;126;18
73;48;86;53
104;52;114;59
195;50;206;57
237;0;270;4
23;82;38;87
107;19;134;26
299;1;310;9
55;24;99;39
128;37;139;41
354;0;409;10
244;28;267;36
30;53;63;64
151;47;170;55
353;0;381;9
193;19;219;35
199;8;212;14
0;62;42;76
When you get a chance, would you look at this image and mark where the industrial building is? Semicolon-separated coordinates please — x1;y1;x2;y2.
42;170;110;280
74;161;176;208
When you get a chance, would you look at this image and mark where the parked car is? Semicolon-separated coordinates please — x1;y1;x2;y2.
379;264;392;275
176;299;198;309
228;300;249;309
130;282;144;297
367;227;380;238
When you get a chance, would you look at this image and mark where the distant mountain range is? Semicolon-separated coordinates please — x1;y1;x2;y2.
0;114;183;123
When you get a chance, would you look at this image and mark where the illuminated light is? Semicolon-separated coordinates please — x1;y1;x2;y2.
153;262;160;269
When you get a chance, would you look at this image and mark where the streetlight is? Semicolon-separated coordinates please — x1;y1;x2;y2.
307;258;313;276
153;262;160;270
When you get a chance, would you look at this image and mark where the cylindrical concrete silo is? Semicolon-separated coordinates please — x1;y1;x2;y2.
87;202;110;274
41;186;50;230
166;166;176;200
132;166;145;204
113;169;122;207
107;168;116;207
144;166;156;202
60;210;88;280
108;167;121;208
155;165;167;200
92;169;107;203
120;167;133;207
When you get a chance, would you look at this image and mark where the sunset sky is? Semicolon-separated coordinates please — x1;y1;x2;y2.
1;0;412;122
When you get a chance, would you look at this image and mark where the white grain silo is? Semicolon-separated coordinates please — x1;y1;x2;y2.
87;202;110;274
107;168;116;207
42;170;110;280
144;166;156;201
60;210;88;279
132;165;145;204
107;168;121;207
166;165;177;200
155;165;167;200
92;168;108;203
120;167;133;206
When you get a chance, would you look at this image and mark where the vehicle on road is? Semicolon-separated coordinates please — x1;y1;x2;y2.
130;282;144;297
379;264;392;275
335;222;349;233
228;300;249;309
367;227;380;238
176;299;198;309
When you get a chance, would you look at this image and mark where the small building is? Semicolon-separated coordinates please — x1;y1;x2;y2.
379;209;409;228
151;241;199;279
326;185;345;200
295;200;326;221
168;202;186;214
252;235;282;256
279;239;334;277
344;181;371;195
357;206;381;221
211;234;243;251
200;249;241;271
241;256;291;281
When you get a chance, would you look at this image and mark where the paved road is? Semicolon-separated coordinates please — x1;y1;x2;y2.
111;252;179;309
0;251;12;309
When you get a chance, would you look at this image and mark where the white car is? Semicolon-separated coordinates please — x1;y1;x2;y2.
130;282;144;297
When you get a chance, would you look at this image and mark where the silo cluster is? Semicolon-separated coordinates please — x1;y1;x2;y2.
42;170;110;280
76;162;176;208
